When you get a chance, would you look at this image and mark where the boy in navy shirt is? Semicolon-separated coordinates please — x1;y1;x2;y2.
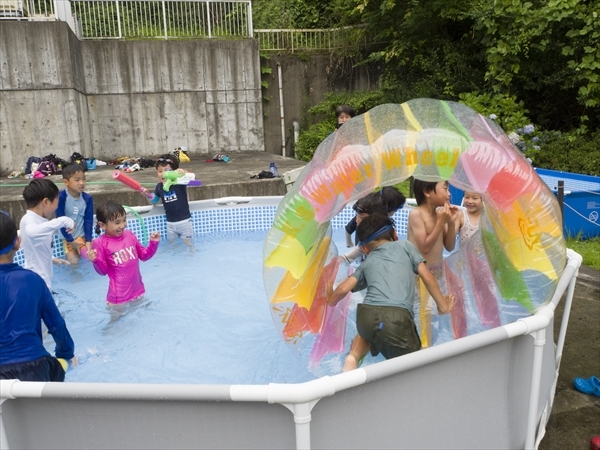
0;212;76;381
144;154;193;245
56;163;94;265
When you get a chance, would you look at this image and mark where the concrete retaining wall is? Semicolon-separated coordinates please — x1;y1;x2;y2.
0;21;264;174
261;54;381;157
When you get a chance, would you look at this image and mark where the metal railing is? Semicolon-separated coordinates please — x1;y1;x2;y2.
0;0;55;18
254;26;372;52
70;0;252;39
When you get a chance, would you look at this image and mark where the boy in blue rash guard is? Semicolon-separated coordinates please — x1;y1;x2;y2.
142;154;193;245
57;163;94;265
0;213;76;381
328;213;454;372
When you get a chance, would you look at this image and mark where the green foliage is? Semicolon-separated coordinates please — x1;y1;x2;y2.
523;131;600;176
459;92;531;133
295;90;386;161
295;122;335;161
565;237;600;270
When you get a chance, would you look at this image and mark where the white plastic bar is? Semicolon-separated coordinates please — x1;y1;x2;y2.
525;328;546;450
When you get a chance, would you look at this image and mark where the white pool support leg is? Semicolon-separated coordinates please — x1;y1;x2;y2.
525;327;546;450
0;399;9;450
292;401;313;450
555;271;578;367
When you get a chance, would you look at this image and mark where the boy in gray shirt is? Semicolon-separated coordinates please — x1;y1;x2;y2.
328;213;454;371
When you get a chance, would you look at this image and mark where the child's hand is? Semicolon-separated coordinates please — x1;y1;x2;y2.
176;168;186;175
52;257;70;266
448;204;460;222
87;249;97;262
437;294;455;314
140;187;154;200
70;356;79;367
149;231;161;242
436;203;452;223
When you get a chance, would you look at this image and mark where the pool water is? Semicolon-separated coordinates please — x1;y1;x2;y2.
50;228;368;384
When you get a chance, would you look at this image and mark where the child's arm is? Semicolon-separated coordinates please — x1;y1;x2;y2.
417;262;455;314
327;275;358;306
345;231;354;248
408;209;446;255
83;193;95;244
24;216;75;239
41;286;75;361
136;232;160;261
342;246;364;263
56;192;73;241
443;205;460;252
89;241;109;275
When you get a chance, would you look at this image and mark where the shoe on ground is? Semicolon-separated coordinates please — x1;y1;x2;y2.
573;376;600;397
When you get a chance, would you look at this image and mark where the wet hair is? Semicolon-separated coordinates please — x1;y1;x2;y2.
357;213;395;249
353;192;388;216
22;178;59;208
335;104;356;121
61;163;85;180
413;179;442;206
156;154;179;170
0;212;18;254
95;200;126;235
380;186;406;212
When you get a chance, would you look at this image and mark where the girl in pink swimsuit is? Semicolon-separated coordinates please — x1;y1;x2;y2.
87;201;160;304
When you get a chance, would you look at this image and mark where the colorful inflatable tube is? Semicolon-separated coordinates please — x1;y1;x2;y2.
263;99;566;368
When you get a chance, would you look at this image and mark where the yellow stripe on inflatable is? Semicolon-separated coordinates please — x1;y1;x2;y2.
269;237;332;308
265;234;313;279
401;103;423;132
487;203;559;279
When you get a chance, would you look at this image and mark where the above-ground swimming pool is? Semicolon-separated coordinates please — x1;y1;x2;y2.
2;196;582;449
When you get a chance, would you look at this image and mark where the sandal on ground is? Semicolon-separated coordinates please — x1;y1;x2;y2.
573;376;600;397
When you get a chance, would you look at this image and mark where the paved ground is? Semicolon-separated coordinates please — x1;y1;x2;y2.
1;151;598;447
0;152;307;224
539;264;600;449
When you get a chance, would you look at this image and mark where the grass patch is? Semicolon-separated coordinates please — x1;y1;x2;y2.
565;237;600;270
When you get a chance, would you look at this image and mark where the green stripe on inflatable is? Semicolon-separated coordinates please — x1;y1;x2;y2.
273;194;322;253
481;229;534;312
440;101;472;142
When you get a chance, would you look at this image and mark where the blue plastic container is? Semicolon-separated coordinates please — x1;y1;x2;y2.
535;169;600;240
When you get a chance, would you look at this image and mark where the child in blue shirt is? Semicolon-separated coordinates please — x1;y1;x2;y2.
56;163;94;264
0;212;76;382
143;154;193;245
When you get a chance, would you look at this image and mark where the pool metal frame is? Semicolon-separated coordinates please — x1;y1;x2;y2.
1;196;582;450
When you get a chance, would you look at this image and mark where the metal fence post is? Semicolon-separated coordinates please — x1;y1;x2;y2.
116;0;122;39
206;0;211;38
558;180;564;221
162;0;168;39
247;1;253;38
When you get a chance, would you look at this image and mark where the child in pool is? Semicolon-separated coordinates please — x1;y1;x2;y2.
407;180;459;347
342;192;389;263
142;154;193;245
19;178;76;291
457;191;484;248
335;104;355;130
0;212;76;382
327;213;454;372
56;163;94;265
345;186;406;249
87;201;160;305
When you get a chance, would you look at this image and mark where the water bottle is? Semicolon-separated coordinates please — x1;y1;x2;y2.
269;162;279;177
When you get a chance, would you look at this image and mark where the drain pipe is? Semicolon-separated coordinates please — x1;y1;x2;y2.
277;63;286;156
293;121;300;158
